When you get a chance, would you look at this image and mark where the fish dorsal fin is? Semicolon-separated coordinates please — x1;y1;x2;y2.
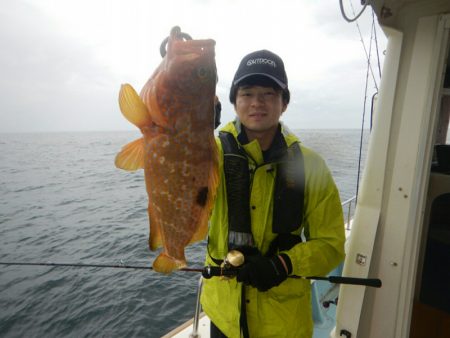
188;135;220;245
119;84;152;128
115;137;145;171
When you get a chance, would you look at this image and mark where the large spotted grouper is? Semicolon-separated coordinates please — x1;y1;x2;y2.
115;27;219;274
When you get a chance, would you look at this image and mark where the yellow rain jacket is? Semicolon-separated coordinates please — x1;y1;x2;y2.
201;121;345;338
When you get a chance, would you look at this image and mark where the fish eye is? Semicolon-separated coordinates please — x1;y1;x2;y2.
197;67;209;79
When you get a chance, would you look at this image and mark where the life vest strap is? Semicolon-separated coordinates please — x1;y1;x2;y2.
218;131;305;251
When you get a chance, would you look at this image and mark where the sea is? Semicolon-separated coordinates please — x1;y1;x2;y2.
0;129;369;338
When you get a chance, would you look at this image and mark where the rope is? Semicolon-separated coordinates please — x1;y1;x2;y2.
344;2;384;202
355;9;377;202
339;0;370;23
349;1;379;92
372;10;383;80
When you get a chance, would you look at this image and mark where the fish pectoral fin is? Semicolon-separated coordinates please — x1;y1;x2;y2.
115;137;145;171
119;84;152;128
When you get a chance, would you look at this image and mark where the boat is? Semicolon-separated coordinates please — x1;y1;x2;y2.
335;1;450;337
165;0;450;336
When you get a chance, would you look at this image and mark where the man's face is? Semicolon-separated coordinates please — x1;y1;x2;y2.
235;85;287;135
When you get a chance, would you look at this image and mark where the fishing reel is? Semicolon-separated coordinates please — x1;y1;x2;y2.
201;250;244;279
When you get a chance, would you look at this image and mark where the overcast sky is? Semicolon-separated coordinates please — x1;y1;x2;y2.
0;0;386;133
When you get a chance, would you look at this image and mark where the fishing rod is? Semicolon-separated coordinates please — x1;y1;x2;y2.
0;261;202;273
0;261;382;288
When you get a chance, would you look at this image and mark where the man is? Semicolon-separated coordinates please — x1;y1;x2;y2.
201;50;345;338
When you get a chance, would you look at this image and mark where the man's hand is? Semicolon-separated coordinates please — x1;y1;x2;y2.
237;254;292;291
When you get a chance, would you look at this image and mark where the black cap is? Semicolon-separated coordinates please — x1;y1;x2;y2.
232;49;288;89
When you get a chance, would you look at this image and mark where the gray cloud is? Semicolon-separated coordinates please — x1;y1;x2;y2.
0;1;124;132
0;0;385;133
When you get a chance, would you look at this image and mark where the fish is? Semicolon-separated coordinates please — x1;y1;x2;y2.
115;26;219;274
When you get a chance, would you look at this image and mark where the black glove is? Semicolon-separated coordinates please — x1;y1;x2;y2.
237;253;292;292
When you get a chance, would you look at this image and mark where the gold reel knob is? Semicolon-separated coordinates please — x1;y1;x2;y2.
225;250;245;267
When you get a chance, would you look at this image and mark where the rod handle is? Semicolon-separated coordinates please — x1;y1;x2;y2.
202;266;238;279
327;276;382;288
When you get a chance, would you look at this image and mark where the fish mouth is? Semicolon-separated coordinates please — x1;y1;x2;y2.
172;39;216;57
165;26;216;57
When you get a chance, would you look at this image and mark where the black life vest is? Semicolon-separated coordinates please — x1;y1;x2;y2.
219;130;305;255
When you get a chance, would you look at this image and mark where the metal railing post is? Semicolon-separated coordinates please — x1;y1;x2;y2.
341;196;356;230
189;276;203;338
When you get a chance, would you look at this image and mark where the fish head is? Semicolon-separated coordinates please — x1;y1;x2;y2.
164;28;217;96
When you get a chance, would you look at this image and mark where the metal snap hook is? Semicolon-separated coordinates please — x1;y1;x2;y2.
159;26;193;57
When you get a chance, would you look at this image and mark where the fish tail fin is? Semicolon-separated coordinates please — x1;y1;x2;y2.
119;84;152;128
153;253;186;274
115;137;145;171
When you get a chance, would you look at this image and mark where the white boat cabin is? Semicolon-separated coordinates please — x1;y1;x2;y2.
335;1;450;337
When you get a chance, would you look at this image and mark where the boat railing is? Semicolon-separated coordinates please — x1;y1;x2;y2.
341;196;357;231
190;277;203;338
